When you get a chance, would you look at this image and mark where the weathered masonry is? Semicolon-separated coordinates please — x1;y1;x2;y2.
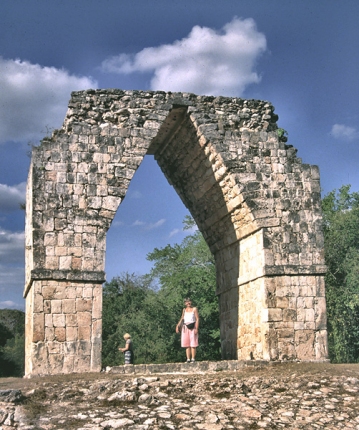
24;89;328;376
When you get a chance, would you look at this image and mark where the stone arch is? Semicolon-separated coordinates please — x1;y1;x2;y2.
24;90;328;376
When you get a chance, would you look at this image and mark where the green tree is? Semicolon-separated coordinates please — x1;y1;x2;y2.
0;334;25;377
0;310;25;377
322;185;359;362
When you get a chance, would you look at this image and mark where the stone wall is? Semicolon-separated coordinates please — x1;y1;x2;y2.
25;89;328;376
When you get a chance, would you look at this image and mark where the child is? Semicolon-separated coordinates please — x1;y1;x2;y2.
118;333;134;364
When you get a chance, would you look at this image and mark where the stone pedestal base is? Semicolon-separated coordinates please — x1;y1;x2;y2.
24;279;102;376
236;275;327;361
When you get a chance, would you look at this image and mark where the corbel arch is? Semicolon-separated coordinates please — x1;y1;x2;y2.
24;90;328;375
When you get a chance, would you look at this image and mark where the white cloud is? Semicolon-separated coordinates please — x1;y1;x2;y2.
102;17;266;96
0;300;24;311
0;228;25;265
132;218;166;230
147;218;166;230
330;124;359;141
0;57;98;144
132;220;146;226
129;190;143;199
112;220;124;227
169;228;180;238
0;182;26;212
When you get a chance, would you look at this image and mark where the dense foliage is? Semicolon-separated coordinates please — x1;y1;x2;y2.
0;309;25;377
102;216;220;366
322;185;359;363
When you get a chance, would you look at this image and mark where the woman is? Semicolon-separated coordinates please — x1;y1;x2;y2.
176;298;199;362
118;333;134;364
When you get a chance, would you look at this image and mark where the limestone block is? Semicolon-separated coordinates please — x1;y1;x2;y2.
48;341;62;354
71;257;82;270
54;218;67;231
78;326;91;341
45;327;55;341
295;330;315;360
44;300;51;313
297;297;314;309
45;256;59;270
45;313;53;328
314;297;327;330
32;342;48;372
77;311;92;326
76;298;92;312
82;258;94;271
305;308;315;322
78;340;92;356
267;309;283;322
63;355;75;373
66;326;78;342
43;218;55;232
55;327;66;342
64;341;77;355
283;309;297;321
33;293;44;313
45;246;55;256
52;314;65;327
74;355;91;372
91;337;102;370
276;296;289;309
66;287;77;299
65;314;77;327
277;341;295;360
48;353;64;374
54;246;68;255
316;276;326;296
277;328;294;339
83;287;93;298
50;300;62;314
88;196;102;209
76;286;84;297
44;232;57;246
294;322;305;330
53;285;67;300
61;299;75;314
33;313;45;342
92;289;102;320
303;322;315;330
315;330;328;359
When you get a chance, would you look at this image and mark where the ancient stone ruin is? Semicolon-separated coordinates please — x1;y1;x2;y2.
24;89;328;376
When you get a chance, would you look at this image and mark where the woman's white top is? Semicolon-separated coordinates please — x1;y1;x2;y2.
183;309;196;324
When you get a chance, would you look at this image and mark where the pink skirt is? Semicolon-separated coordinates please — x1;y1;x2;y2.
181;326;198;348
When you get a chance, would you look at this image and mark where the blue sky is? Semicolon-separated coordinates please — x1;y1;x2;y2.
0;0;358;310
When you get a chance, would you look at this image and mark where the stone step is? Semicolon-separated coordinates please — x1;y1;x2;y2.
107;359;270;375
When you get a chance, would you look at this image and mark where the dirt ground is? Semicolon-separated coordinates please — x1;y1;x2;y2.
1;361;359;390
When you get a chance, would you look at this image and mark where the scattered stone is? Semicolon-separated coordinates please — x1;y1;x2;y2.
0;390;23;403
1;362;358;428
